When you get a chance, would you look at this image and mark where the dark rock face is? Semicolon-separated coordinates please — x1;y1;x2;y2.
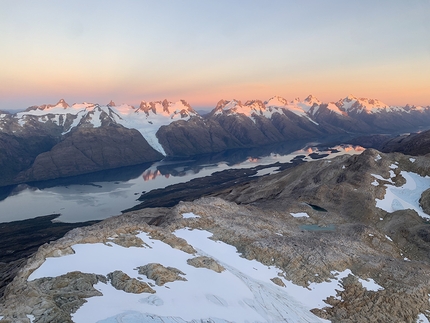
0;132;60;186
157;117;242;156
310;104;372;133
381;130;430;155
420;188;430;214
157;112;328;157
351;109;430;133
14;125;163;183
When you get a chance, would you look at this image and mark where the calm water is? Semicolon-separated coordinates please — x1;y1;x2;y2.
0;141;364;223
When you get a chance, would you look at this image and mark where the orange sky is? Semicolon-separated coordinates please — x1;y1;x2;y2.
1;1;429;110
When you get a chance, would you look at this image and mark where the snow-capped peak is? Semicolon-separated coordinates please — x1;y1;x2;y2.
213;99;271;118
345;94;358;102
304;95;322;106
264;95;319;122
213;99;243;115
24;99;70;113
337;96;392;114
54;99;69;109
136;100;197;118
265;96;288;107
244;100;265;110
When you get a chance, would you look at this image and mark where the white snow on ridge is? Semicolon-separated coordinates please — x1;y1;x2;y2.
290;212;310;218
18;102;93;117
265;96;320;124
25;226;387;323
182;212;200;219
28;230;327;322
325;103;345;116
15;100;197;155
375;171;430;219
111;101;197;155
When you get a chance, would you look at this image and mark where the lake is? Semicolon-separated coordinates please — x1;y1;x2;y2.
0;140;364;223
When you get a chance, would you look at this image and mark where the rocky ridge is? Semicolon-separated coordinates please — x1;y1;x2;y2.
1;149;430;322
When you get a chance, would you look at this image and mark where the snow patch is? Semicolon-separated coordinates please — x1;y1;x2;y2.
410;158;416;163
375;154;382;161
249;167;280;177
182;212;201;219
375;171;430;219
290;212;310;218
357;278;384;292
371;174;394;184
417;313;430;323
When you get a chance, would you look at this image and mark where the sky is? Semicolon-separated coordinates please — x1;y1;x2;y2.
1;0;430;111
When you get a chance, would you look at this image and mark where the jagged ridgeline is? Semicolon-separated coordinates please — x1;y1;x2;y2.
1;95;429;186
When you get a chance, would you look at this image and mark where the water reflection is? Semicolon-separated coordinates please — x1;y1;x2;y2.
142;169;170;181
0;139;364;223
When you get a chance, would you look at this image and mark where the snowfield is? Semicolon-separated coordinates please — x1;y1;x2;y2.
27;215;389;323
374;171;430;219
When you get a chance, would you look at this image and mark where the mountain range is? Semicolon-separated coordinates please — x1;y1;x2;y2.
1;95;429;186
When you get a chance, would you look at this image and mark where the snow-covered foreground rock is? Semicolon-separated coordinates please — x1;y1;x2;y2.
28;227;334;323
2;149;430;322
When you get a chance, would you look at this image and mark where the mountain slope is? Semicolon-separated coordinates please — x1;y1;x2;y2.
381;129;430;155
14;125;164;183
1;95;430;186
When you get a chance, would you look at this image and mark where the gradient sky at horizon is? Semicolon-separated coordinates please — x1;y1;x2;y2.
1;0;430;111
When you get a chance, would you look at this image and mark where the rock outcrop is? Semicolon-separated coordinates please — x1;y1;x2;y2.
107;270;155;294
137;263;187;286
186;256;225;273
